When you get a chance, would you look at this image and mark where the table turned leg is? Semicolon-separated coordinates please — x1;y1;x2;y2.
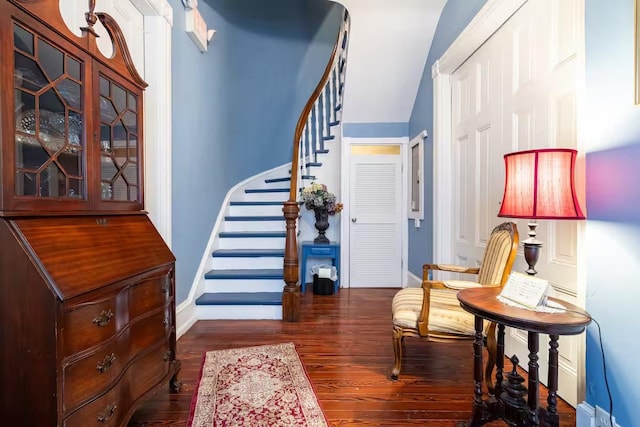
495;323;505;397
466;316;487;426
545;334;560;426
528;332;541;426
473;316;484;407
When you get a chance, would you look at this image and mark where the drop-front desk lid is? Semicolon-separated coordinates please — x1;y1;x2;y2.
9;215;175;300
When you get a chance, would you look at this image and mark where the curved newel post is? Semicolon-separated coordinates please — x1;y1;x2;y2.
282;201;300;321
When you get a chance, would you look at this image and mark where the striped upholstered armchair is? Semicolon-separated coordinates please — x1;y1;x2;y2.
391;222;519;380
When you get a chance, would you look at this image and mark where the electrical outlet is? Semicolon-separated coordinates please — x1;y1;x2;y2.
595;405;618;427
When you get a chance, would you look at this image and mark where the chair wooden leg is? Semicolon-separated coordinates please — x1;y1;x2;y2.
391;327;403;380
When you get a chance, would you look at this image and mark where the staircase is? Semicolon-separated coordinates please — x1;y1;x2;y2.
194;11;349;320
193;153;333;319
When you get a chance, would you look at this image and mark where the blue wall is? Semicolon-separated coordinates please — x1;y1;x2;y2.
584;1;640;424
170;0;342;303
407;0;487;276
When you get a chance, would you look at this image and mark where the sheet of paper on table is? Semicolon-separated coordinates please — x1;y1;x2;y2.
498;272;550;310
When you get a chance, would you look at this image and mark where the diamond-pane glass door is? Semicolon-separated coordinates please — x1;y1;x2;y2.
99;75;139;202
13;23;84;198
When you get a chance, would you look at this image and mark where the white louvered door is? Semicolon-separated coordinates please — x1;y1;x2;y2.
349;145;402;287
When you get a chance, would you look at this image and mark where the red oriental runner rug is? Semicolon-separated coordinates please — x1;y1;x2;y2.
187;342;328;427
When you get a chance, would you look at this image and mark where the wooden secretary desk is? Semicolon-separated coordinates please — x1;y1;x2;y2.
0;0;180;425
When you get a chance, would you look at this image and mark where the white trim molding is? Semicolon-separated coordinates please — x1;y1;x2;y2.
131;0;173;25
431;0;525;265
408;130;427;221
131;0;174;248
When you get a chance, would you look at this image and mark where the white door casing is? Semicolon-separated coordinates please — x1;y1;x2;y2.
348;142;404;288
59;0;173;247
434;0;586;407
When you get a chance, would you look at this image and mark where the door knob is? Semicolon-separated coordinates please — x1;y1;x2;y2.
351;218;357;223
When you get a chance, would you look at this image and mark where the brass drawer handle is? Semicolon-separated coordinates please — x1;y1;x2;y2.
96;353;116;373
163;350;172;361
161;276;170;293
92;309;113;327
97;402;117;423
162;316;170;326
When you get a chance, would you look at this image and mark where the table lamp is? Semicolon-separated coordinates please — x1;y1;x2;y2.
498;148;585;275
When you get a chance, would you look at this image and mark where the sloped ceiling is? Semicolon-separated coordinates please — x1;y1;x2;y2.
332;0;447;123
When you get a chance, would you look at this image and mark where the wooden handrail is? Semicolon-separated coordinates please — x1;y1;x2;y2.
282;12;349;322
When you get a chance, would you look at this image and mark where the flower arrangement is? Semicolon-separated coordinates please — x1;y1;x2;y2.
299;182;343;215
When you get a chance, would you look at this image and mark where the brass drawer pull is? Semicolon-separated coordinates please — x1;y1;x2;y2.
96;353;116;373
162;350;172;361
97;403;117;423
161;276;170;293
92;309;113;327
162;316;169;326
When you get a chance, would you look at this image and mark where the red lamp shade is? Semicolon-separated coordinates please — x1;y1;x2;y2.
498;148;585;219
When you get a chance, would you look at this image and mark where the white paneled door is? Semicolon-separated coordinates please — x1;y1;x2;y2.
448;0;584;407
349;145;403;288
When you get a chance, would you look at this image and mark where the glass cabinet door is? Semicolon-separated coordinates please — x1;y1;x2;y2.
98;75;140;203
13;23;84;199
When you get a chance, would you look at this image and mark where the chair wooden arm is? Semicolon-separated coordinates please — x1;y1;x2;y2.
421;279;448;290
424;263;481;275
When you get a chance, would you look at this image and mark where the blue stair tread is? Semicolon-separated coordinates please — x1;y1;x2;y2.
316;149;329;154
323;135;335;141
329;120;340;126
245;188;289;193
265;177;290;183
205;268;284;279
305;162;322;167
301;175;316;180
196;292;282;306
224;215;284;221
213;249;284;257
219;231;286;238
230;201;283;206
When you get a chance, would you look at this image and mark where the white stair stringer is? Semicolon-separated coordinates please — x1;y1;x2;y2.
176;163;292;329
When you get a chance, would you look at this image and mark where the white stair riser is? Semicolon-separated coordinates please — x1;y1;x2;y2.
196;305;282;320
239;192;289;202
224;221;285;232
212;256;284;270
218;237;285;249
205;279;284;293
228;205;283;216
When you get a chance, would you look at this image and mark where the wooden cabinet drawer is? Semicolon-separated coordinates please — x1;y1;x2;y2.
129;271;171;320
63;383;123;427
63;291;126;357
62;330;129;415
128;344;171;403
129;306;171;357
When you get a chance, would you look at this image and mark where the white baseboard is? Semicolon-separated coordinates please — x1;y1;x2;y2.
576;402;595;427
176;299;197;339
406;270;421;288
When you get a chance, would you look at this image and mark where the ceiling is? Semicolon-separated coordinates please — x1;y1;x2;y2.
332;0;447;124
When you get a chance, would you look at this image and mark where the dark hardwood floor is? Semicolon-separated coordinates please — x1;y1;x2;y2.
128;288;576;426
